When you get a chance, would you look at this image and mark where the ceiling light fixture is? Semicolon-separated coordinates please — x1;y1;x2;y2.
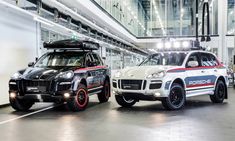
33;16;54;27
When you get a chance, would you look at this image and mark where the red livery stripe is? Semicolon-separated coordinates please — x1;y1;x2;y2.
75;66;106;72
168;64;225;72
186;83;214;88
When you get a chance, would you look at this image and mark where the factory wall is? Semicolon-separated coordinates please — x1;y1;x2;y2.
0;5;38;105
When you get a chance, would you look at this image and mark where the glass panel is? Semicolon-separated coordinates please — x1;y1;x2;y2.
111;50;122;70
227;0;235;34
94;0;148;36
105;48;112;69
93;0;218;37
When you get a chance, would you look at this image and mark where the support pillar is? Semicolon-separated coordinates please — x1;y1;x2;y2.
218;0;228;64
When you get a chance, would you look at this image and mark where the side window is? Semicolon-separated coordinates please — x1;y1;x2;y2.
92;53;103;66
209;54;219;66
37;54;50;67
201;53;218;67
186;53;200;68
85;53;94;67
201;53;212;66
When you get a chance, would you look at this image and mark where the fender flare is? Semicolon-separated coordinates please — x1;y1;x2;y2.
169;78;186;90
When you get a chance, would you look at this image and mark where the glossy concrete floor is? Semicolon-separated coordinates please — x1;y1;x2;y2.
0;88;235;141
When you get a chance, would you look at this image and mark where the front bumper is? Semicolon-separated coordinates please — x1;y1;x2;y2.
9;79;76;102
9;90;75;102
112;79;170;100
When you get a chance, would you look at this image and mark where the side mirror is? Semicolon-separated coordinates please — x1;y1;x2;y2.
28;62;34;67
187;61;199;68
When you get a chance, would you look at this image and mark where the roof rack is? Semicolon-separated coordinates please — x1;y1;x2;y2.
43;39;100;50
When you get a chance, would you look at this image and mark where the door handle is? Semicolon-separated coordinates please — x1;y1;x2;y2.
201;70;205;73
214;69;217;72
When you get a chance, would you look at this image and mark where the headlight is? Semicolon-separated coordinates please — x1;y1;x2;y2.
114;71;122;78
11;72;22;79
146;71;166;79
57;71;74;79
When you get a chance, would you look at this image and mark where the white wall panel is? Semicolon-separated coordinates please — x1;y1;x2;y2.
0;5;37;105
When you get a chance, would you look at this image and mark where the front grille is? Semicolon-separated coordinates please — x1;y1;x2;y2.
20;80;51;94
121;80;142;90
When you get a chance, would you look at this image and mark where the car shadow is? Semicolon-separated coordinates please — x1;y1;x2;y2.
115;100;228;114
51;101;103;112
9;100;106;115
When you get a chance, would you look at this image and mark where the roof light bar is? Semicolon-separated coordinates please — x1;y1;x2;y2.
165;42;171;49
157;42;163;49
151;40;201;51
182;41;190;48
173;42;181;48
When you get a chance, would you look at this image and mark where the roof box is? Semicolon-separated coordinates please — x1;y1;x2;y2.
43;39;100;50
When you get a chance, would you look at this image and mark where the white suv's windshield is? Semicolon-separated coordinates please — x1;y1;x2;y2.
139;52;188;66
34;52;85;67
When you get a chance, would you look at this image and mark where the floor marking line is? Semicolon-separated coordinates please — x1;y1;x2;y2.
0;105;56;125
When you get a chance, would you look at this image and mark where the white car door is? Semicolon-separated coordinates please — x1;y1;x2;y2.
200;53;218;88
185;52;204;90
184;52;214;96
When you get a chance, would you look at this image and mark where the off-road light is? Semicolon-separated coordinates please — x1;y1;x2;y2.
64;93;70;98
157;43;163;49
154;92;161;97
10;92;16;98
165;42;171;49
182;41;190;48
173;42;181;48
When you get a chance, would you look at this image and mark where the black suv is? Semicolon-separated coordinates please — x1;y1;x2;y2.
9;39;111;111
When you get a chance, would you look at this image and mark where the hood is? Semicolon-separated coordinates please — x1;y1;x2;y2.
22;66;77;80
118;65;177;79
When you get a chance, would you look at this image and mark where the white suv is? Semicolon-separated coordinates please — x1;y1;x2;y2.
112;50;228;110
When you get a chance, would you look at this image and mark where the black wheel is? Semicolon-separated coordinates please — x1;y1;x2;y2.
115;95;136;107
161;83;185;110
9;98;34;111
98;80;110;103
67;84;89;111
210;80;226;103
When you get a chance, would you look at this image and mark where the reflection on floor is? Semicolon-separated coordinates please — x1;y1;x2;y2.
0;88;235;141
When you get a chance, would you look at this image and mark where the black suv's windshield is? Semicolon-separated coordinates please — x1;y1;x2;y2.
139;52;188;66
34;52;85;67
